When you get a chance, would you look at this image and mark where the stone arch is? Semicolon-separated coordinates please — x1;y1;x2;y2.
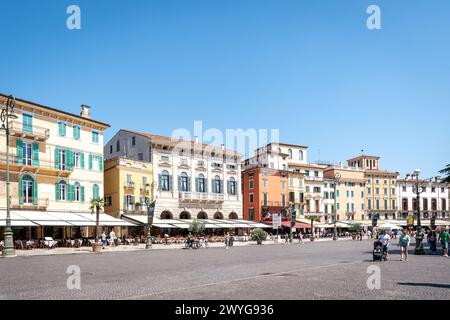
179;211;191;219
229;212;238;220
213;212;223;219
160;211;173;220
197;211;208;220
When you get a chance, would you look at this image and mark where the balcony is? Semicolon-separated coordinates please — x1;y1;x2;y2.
304;176;323;182
11;198;49;210
10;121;50;141
0;152;73;177
123;204;148;214
123;182;135;192
179;192;224;203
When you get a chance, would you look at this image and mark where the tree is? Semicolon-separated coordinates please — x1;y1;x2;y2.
89;197;105;243
439;164;450;183
189;219;206;235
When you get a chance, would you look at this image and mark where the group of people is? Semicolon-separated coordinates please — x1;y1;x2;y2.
378;227;450;261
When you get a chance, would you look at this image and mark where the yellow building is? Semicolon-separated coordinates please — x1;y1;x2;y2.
347;155;399;221
103;157;153;225
324;166;366;222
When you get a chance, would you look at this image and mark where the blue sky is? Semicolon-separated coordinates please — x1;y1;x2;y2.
1;0;449;178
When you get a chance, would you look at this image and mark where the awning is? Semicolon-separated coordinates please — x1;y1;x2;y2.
76;213;136;227
248;223;271;228
46;211;96;226
14;211;73;227
0;211;39;227
281;221;311;229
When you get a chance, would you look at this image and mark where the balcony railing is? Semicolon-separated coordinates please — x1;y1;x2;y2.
124;182;135;189
0;152;73;177
179;192;224;203
10;121;50;141
11;198;49;210
260;201;286;208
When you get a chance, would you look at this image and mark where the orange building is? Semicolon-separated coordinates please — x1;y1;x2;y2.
242;166;289;222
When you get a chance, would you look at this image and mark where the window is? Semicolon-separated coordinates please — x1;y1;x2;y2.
161;156;169;162
351;191;354;197
336;190;339;197
281;194;286;207
22;142;32;166
376;200;380;210
73;126;81;140
299;179;303;187
116;140;120;152
384;180;387;184
376;180;379;184
431;187;436;193
59;181;67;201
392;200;395;209
288;149;292;159
138;153;144;161
289;178;294;187
132;136;136;146
368;188;371;195
229;177;236;195
263;179;268;188
346;190;349;197
313;187;321;193
23;114;33;133
361;203;365;210
21;175;35;204
384;199;388;209
263;192;268;206
73;152;81;168
58;122;67;137
384;188;387;195
361;191;364;197
92;155;100;171
59;149;67;170
249;208;255;221
441;187;445;193
213;175;222;193
74;183;81;201
105;196;112;206
249;194;254;203
402;185;407;192
305;170;309;176
306;186;310;193
92;131;99;143
109;145;113;154
180;172;189;192
197;174;206;193
160;170;170;191
93;184;99;198
368;199;372;210
314;171;319;177
299;150;304;160
249;180;254;189
376;188;380;195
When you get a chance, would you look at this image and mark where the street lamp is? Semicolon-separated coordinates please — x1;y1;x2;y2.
332;173;341;241
408;169;432;255
144;182;157;250
1;95;18;258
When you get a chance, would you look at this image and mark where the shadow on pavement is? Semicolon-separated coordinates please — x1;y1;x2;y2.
398;282;450;289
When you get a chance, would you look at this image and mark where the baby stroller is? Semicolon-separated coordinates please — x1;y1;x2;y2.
373;240;384;261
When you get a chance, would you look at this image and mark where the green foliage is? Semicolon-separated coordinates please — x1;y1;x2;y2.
250;228;268;241
439;164;450;183
349;223;362;233
189;219;206;234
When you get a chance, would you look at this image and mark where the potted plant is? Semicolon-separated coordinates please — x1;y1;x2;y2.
135;202;141;211
250;228;268;245
349;223;362;240
89;197;105;253
189;219;206;235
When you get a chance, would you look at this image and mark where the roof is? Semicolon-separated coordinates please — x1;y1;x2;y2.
347;154;380;162
121;129;243;157
256;142;309;152
0;93;110;128
365;169;400;177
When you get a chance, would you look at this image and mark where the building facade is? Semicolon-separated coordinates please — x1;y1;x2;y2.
0;94;109;239
105;130;243;220
347;155;399;221
397;177;449;221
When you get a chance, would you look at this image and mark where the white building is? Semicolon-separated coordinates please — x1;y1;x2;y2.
397;177;449;220
105;130;243;220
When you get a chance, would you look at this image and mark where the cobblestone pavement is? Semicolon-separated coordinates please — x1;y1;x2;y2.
0;239;448;300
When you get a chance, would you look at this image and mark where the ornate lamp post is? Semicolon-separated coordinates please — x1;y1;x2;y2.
407;170;432;255
145;182;157;249
1;95;18;258
332;173;341;241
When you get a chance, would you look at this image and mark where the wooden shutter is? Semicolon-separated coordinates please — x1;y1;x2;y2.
99;156;103;172
88;154;93;170
18;176;23;205
81;186;85;202
55;147;60;169
55;183;60;201
32;143;39;167
80;152;85;169
17;139;23;164
33;179;38;205
68;184;74;201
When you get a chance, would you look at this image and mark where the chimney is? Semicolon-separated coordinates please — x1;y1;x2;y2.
80;104;91;118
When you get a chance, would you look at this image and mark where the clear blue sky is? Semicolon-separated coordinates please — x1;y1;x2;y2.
1;0;449;178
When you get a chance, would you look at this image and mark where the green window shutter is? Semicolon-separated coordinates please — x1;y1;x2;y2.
99;156;103;172
19;177;23;205
67;150;73;171
17;139;23;164
68;184;74;201
55;183;60;201
32;143;39;167
80;186;85;202
80;152;85;169
23;114;33;133
55;147;60;169
88;154;93;170
93;184;99;198
33;179;38;205
58;123;62;136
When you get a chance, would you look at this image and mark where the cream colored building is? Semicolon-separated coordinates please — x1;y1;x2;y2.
0;94;109;239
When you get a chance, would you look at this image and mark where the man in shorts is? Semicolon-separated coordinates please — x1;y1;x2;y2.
399;229;411;261
438;228;449;257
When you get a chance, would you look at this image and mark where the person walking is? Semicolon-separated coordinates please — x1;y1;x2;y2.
298;232;304;244
367;230;372;240
438;228;449;257
109;229;116;247
399;229;411;261
379;230;391;261
225;232;230;250
101;231;107;249
428;230;437;254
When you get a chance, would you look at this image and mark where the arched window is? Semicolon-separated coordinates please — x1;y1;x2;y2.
197;174;206;193
73;182;83;202
56;180;67;201
161;211;173;219
160;170;170;191
20;174;36;205
288;149;293;159
179;172;189;192
213;175;222;194
180;211;191;219
93;184;99;199
299;150;304;160
197;212;208;219
213;212;223;219
229;212;238;219
228;177;236;195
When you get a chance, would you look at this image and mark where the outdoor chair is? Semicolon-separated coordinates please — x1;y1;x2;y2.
44;237;58;249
